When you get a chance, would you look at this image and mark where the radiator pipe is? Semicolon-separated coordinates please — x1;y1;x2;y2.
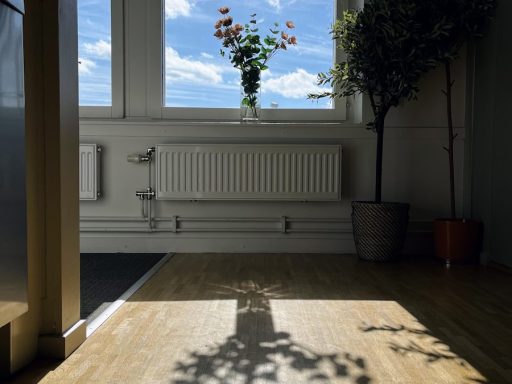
148;197;153;230
79;226;343;233
80;216;148;222
80;227;170;233
80;216;348;224
171;217;279;223
147;147;155;230
141;199;146;218
80;215;347;233
79;227;282;233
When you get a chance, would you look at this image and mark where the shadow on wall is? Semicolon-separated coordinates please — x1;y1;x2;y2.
171;281;371;384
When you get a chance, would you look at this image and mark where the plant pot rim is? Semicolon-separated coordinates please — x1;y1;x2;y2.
434;218;481;223
352;200;410;207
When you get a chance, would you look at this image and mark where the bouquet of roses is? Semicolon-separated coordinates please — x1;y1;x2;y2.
214;6;297;118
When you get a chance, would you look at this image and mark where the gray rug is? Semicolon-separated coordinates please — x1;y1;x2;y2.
80;253;166;320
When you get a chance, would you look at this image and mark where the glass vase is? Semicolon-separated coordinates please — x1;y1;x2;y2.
240;67;261;123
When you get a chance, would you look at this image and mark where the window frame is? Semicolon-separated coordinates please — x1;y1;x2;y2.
78;0;124;118
149;0;348;122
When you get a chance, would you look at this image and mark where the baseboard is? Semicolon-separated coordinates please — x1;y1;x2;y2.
80;231;432;255
80;235;356;253
489;261;512;274
38;320;86;359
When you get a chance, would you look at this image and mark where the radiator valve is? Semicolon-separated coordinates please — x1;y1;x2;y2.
136;187;155;200
127;147;156;163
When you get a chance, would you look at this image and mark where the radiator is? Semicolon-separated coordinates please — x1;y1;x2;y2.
156;144;341;201
79;144;101;200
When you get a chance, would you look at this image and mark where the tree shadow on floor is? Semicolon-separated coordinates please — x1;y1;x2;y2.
360;323;490;384
171;280;372;384
361;323;467;364
172;331;371;384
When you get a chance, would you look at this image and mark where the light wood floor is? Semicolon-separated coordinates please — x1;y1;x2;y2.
9;254;512;384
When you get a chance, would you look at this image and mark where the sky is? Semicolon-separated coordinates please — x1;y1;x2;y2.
78;0;334;109
78;0;112;106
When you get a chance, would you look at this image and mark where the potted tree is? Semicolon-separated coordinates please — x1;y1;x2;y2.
428;0;496;266
310;0;446;261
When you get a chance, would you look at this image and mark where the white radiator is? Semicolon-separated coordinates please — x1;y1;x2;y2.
156;144;341;201
79;144;101;200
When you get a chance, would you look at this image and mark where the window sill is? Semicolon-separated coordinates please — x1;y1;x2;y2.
78;118;364;129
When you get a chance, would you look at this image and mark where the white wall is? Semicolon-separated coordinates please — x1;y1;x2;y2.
79;0;468;254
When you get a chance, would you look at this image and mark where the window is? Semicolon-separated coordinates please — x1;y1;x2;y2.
163;0;344;120
77;0;123;118
78;0;112;106
76;1;347;121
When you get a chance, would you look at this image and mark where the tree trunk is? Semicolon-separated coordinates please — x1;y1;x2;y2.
445;60;456;219
375;117;384;203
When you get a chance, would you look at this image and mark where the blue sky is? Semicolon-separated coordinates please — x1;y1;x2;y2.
78;0;112;106
78;0;334;109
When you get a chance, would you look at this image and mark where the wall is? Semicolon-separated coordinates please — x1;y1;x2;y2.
471;0;512;268
1;0;84;376
80;57;468;254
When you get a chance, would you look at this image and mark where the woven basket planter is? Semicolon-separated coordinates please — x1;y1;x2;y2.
352;201;410;262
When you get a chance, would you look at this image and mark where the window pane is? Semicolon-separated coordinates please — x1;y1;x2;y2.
164;0;333;109
78;0;112;106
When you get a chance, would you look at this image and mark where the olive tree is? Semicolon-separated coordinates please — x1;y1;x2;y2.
309;0;450;203
426;0;496;219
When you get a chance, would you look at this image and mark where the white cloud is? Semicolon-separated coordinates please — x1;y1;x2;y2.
263;68;325;99
83;39;111;59
78;58;96;75
200;52;214;59
165;0;192;19
165;47;233;85
290;43;332;59
266;0;281;11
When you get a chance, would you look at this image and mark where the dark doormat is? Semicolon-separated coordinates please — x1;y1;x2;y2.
80;253;166;320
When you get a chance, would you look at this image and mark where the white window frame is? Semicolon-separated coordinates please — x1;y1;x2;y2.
148;0;349;122
78;0;124;118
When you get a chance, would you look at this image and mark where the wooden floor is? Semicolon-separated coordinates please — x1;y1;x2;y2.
9;254;512;384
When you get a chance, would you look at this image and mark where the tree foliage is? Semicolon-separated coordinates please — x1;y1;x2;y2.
426;0;496;63
309;0;451;129
308;0;496;203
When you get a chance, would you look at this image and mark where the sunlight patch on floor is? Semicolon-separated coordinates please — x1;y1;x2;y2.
270;300;487;384
39;300;239;384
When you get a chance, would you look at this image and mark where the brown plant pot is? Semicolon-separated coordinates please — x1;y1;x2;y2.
433;219;482;264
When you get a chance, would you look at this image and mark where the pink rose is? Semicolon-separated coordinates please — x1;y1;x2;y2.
222;16;233;27
214;19;222;29
286;21;295;29
288;36;297;45
218;6;230;15
281;32;288;40
214;29;224;39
